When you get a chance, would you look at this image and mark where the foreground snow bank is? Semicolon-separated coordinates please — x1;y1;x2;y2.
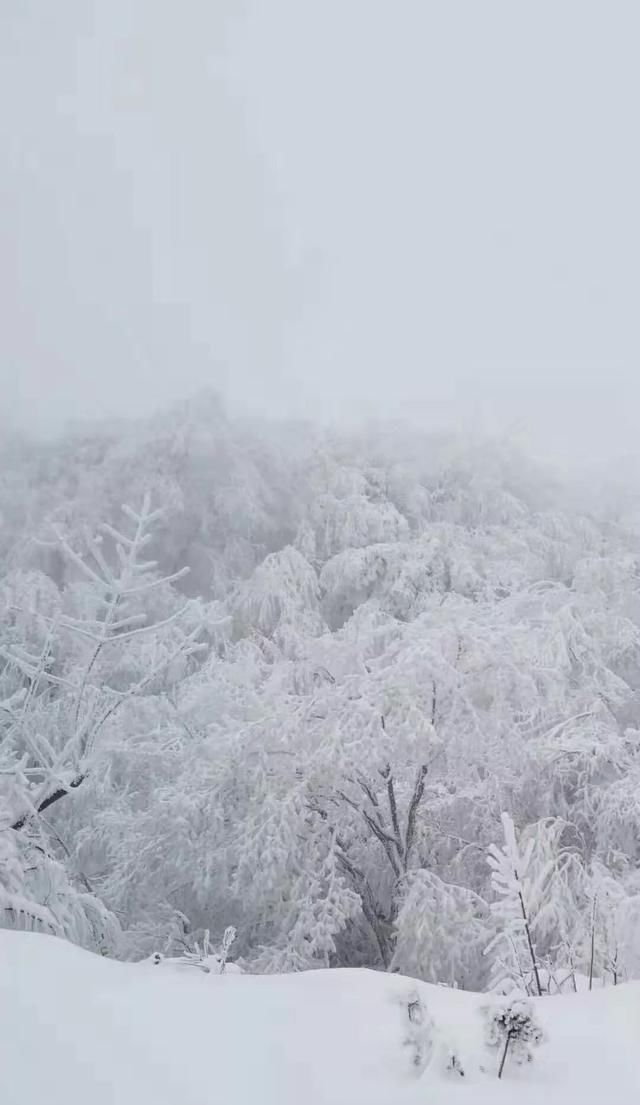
1;933;639;1104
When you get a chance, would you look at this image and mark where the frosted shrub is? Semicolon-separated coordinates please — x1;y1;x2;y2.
482;995;544;1079
401;989;435;1074
152;926;240;974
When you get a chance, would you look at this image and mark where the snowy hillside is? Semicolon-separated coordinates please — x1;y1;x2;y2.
1;931;639;1105
3;403;640;989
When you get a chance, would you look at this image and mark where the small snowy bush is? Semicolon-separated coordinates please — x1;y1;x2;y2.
482;994;544;1078
398;989;467;1080
399;989;435;1074
151;926;241;975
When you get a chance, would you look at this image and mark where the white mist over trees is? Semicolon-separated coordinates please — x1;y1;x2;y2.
2;394;640;989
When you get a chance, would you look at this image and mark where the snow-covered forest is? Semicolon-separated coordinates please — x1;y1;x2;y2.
2;393;640;992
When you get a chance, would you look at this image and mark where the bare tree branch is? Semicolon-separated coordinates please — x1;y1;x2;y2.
380;763;402;854
11;774;85;831
404;763;428;865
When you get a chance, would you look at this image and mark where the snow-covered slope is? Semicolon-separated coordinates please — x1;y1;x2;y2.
1;933;639;1104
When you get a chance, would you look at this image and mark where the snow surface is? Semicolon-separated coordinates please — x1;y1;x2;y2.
1;932;639;1104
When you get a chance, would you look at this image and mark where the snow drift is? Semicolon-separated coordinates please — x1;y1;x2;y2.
1;931;639;1104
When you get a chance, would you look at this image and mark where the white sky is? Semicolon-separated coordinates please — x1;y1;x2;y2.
1;2;638;465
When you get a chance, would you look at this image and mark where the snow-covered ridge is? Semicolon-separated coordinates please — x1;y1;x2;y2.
1;932;638;1105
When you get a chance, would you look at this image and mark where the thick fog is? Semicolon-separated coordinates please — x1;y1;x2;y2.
1;1;638;464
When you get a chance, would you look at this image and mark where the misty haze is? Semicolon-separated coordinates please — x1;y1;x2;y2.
1;4;640;1105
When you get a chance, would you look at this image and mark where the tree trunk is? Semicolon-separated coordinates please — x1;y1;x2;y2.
498;1032;512;1079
